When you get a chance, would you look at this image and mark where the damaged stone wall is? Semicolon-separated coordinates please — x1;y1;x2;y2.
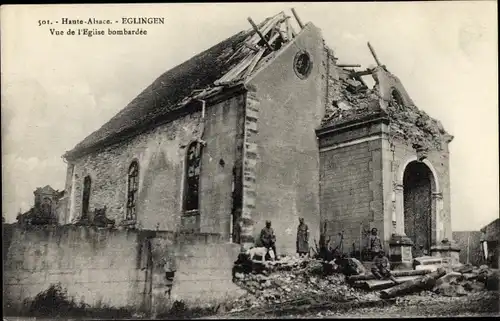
321;57;453;154
140;231;244;315
318;121;386;253
3;225;244;315
243;23;324;255
65;95;245;236
319;42;454;253
3;225;145;312
388;138;452;244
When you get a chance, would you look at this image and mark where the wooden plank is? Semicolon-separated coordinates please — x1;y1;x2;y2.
351;69;374;77
247;17;273;51
347;269;430;282
367;42;382;66
247;13;284;47
259;13;286;38
226;14;283;64
380;268;446;299
242;47;266;79
243;42;259;52
338;64;362;68
291;8;304;29
215;52;258;85
226;45;247;65
267;32;280;46
361;276;421;291
276;27;287;43
286;18;295;40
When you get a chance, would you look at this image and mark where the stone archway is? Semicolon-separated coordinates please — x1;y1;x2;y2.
403;161;436;257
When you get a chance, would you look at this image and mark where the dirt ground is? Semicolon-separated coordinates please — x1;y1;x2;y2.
4;292;498;320
208;291;499;319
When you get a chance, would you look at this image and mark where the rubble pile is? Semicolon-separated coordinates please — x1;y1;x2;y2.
386;100;450;151
230;255;379;312
379;263;499;299
228;253;499;315
322;71;381;126
321;66;452;152
433;264;500;297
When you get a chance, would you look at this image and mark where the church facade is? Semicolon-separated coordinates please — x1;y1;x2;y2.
61;11;455;257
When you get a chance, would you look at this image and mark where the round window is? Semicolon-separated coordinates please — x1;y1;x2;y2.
293;51;313;79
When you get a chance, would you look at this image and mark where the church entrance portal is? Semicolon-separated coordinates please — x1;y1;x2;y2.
403;161;434;257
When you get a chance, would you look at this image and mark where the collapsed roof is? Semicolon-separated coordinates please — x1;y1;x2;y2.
64;11;304;160
64;9;452;159
321;51;453;151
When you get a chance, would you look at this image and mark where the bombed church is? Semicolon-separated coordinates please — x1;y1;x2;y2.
59;10;456;263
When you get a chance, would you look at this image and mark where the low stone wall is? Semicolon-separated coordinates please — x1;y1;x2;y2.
2;224;244;316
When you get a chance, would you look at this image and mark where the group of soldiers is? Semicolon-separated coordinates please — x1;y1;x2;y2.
233;217;310;259
235;217;395;282
258;217;310;259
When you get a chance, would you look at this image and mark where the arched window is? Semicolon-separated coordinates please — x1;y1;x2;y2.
390;88;405;108
82;175;92;219
41;197;53;217
184;141;202;212
127;161;139;221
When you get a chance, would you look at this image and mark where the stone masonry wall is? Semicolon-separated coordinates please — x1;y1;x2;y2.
2;225;244;315
243;23;325;255
385;137;452;245
319;122;385;253
66;95;244;236
3;225;145;312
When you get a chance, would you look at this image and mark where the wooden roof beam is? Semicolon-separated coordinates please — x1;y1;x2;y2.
248;17;273;51
337;64;361;68
367;42;382;66
291;8;304;29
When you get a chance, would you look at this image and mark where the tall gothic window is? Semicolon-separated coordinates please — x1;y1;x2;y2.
82;176;91;219
127;161;139;221
184;141;202;212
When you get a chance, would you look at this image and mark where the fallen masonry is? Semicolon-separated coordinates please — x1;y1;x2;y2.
226;255;499;314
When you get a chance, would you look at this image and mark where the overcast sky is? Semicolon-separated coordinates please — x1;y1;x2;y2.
1;2;498;231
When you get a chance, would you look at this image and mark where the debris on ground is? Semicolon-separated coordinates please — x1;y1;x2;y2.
228;253;498;315
380;267;447;299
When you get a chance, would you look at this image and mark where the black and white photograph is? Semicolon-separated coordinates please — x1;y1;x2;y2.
1;2;498;319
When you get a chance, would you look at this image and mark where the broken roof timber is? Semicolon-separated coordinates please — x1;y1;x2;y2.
291;8;304;29
367;42;382;66
63;11;307;159
216;13;294;86
247;17;273;51
286;17;296;39
350;69;375;77
338;64;361;68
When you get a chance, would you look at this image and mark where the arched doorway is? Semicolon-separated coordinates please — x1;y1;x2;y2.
403;161;435;257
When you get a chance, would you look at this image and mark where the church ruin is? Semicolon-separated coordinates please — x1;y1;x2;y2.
59;10;456;260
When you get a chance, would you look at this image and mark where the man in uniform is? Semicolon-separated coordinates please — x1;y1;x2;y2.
296;217;309;257
369;228;382;260
260;220;277;260
371;250;399;284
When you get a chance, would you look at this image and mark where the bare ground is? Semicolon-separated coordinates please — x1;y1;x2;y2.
207;291;500;319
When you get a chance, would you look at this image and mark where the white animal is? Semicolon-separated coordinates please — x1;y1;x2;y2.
246;247;276;262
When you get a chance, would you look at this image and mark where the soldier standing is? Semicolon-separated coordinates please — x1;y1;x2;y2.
369;228;382;260
296;217;309;257
260;220;277;260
